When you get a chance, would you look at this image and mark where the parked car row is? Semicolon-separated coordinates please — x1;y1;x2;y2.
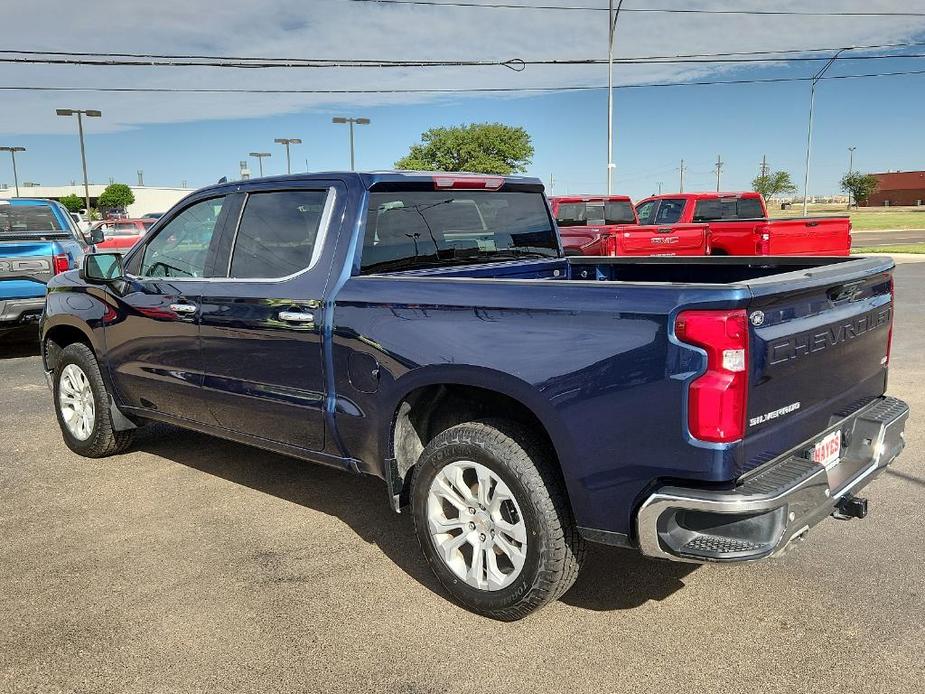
550;191;853;258
28;171;907;622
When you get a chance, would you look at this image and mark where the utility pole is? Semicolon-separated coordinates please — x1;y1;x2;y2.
657;181;663;195
0;146;26;197
679;158;686;193
137;170;144;186
803;47;850;215
606;0;625;195
714;155;724;192
549;173;555;195
759;154;769;178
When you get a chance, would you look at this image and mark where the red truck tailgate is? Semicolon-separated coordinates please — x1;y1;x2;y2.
617;223;709;256
763;217;852;256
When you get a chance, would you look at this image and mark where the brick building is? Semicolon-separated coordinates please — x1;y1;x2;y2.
865;170;925;207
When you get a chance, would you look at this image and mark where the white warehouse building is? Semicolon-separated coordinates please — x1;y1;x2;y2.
0;183;195;218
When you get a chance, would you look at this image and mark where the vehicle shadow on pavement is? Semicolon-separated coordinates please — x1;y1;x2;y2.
0;328;41;359
133;422;698;612
131;423;446;595
560;545;697;611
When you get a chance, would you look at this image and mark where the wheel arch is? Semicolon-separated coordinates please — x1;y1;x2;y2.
384;366;575;512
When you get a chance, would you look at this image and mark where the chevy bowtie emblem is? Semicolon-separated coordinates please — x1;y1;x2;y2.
750;310;765;326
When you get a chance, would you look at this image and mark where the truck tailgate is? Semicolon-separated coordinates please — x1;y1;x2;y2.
619;223;708;256
559;223;709;256
0;241;55;298
764;216;852;256
741;257;893;472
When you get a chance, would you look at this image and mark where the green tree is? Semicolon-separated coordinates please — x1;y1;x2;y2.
395;122;534;175
59;194;84;213
751;170;797;200
97;183;135;211
840;171;879;206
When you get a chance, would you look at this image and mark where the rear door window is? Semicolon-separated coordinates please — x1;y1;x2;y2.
228;190;329;279
653;198;686;224
635;200;657;225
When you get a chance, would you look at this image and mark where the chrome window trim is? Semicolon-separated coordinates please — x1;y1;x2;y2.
125;186;337;285
224;186;336;283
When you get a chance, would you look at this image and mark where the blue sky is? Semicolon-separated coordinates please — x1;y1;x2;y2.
2;1;925;200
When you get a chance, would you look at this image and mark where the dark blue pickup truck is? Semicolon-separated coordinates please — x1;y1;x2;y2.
1;198;89;335
40;172;909;620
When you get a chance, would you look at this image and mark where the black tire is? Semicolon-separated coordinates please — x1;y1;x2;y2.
411;419;584;621
52;342;134;458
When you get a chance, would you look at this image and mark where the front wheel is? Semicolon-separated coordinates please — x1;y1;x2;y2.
411;420;584;621
53;343;134;458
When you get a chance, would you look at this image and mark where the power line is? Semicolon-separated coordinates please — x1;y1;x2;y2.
4;41;925;69
347;0;925;17
5;52;925;69
3;67;925;95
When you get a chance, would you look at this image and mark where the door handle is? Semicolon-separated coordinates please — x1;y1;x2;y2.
278;310;315;323
169;303;198;315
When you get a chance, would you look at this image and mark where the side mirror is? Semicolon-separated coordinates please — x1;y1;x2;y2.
83;253;124;283
89;226;105;245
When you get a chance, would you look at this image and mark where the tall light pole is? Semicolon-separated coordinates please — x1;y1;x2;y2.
847;146;857;208
332;117;370;171
56;109;101;217
274;138;301;174
249;152;272;177
801;48;849;216
0;146;25;197
606;0;625;195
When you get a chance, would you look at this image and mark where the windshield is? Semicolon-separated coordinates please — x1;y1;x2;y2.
361;191;559;274
555;200;636;226
0;204;66;236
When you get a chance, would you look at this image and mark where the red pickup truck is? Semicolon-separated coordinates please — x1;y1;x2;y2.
634;192;852;256
549;195;709;256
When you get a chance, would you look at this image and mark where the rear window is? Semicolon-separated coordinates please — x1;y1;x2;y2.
693;197;766;222
555;201;635;226
0;204;65;235
361;191;559;274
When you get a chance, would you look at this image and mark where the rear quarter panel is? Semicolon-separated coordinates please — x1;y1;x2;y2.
330;274;749;536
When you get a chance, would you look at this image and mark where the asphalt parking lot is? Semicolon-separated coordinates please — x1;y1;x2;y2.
2;260;924;694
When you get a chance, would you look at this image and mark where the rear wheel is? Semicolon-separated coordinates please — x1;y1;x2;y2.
411;420;584;621
53;343;134;457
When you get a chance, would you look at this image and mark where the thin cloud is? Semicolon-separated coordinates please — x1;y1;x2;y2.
1;0;923;134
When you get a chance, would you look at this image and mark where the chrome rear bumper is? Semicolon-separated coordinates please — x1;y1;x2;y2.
636;396;909;563
0;297;44;325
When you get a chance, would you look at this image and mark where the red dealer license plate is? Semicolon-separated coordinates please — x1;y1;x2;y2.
812;430;842;469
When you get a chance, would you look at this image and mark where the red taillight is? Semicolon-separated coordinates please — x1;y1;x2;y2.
52;254;71;275
433;174;504;190
675;309;749;443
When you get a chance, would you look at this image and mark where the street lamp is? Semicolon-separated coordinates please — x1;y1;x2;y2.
0;146;26;197
801;49;849;215
606;0;625;195
56;108;102;217
274;138;301;174
331;117;371;171
847;146;857;208
249;152;272;178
